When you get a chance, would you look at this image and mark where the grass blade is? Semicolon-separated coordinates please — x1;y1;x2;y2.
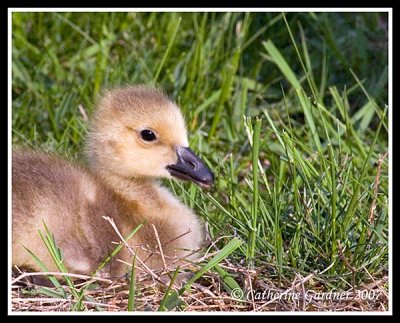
158;266;182;311
153;16;182;83
159;238;244;311
263;39;302;90
93;222;144;276
247;117;262;266
127;254;136;311
23;247;67;299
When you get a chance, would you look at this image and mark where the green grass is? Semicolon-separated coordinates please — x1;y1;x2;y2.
12;12;389;310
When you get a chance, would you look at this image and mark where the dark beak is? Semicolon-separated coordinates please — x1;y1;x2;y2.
166;146;214;188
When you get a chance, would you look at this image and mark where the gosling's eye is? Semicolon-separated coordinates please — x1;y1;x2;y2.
140;129;157;142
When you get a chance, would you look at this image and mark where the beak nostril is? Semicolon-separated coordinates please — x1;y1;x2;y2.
185;160;196;169
170;146;214;187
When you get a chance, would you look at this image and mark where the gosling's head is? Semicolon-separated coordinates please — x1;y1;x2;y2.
86;85;214;188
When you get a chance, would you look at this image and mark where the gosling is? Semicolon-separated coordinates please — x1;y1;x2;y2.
12;85;214;279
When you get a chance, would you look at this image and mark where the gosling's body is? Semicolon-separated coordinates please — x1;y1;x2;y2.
13;151;123;275
12;86;212;278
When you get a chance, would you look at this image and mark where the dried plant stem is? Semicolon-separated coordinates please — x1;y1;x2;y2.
12;271;112;285
102;216;165;285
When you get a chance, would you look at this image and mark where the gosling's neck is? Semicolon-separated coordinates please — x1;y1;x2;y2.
93;167;162;207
